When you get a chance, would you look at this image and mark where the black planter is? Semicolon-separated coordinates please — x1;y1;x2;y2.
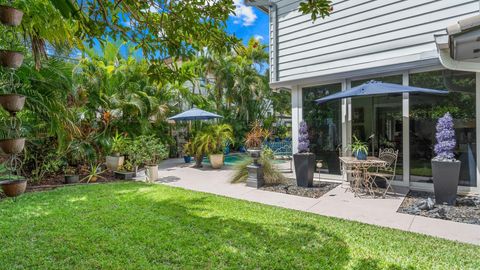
293;153;315;187
64;175;79;184
114;171;136;180
325;151;341;174
431;160;461;205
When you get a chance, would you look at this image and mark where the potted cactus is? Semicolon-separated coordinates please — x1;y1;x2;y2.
293;121;315;187
431;112;460;205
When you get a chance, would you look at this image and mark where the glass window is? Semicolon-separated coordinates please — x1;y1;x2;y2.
352;75;403;180
303;84;342;175
409;70;476;187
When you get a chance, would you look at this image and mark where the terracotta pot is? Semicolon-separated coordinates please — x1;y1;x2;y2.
1;179;27;197
0;94;26;114
145;165;158;183
0;138;25;154
0;5;23;26
0;50;24;69
106;155;124;171
209;154;224;169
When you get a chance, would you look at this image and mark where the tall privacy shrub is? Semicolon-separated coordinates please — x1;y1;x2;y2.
298;121;310;153
433;112;456;161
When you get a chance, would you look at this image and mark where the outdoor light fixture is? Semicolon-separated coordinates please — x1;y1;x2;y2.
447;14;480;62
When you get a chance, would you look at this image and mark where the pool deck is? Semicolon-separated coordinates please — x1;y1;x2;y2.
135;158;480;246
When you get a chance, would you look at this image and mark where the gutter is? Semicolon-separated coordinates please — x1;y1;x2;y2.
245;0;278;82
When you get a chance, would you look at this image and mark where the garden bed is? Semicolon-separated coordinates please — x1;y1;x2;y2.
397;191;480;225
260;178;339;198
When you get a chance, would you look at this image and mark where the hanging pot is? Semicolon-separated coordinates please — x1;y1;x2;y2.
0;50;24;69
1;179;27;197
0;5;23;26
0;94;26;114
0;138;25;154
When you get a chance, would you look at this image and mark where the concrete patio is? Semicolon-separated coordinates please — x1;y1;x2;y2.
138;158;480;246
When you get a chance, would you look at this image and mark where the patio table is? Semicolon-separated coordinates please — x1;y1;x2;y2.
339;156;388;197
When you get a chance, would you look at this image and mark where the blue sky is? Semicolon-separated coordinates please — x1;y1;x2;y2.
226;0;269;46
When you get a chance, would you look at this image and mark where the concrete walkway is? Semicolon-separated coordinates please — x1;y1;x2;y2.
139;159;479;246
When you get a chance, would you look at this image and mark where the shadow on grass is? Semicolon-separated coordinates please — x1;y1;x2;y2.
0;183;420;269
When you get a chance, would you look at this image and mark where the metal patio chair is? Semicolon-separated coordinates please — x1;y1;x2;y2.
368;148;399;198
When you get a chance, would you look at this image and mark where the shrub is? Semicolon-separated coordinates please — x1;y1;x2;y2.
127;135;168;166
230;151;285;185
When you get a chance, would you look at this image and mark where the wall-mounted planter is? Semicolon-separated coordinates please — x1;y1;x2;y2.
0;50;24;69
0;5;23;26
0;138;25;154
0;94;25;114
0;179;27;197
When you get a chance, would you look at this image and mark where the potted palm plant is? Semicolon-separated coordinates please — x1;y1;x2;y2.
106;131;127;171
183;140;194;163
350;135;368;160
196;124;234;169
431;112;460;205
293;121;315;187
136;135;168;182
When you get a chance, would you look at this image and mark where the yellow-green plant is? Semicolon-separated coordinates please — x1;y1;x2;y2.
196;124;234;155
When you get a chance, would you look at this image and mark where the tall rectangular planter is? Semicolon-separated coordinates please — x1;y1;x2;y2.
293;153;315;187
431;160;461;205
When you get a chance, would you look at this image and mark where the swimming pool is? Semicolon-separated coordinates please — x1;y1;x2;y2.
203;153;287;166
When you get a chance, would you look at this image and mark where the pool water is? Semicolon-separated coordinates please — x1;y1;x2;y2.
203;154;248;166
203;153;286;166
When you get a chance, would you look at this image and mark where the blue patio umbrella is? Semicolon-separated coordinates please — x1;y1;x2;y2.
167;108;223;121
315;81;448;104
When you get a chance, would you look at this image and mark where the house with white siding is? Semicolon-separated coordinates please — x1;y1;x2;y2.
247;0;480;193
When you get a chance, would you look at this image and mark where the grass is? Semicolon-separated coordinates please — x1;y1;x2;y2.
0;183;479;269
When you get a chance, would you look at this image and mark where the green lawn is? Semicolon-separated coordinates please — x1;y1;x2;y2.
0;183;478;269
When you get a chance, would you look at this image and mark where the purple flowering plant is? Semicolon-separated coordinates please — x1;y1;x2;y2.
298;121;310;153
433;112;457;161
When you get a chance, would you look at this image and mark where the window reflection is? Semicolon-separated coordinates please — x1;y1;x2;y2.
303;84;343;175
409;70;476;187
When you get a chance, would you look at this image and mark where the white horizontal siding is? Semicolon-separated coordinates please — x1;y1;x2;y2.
272;0;479;83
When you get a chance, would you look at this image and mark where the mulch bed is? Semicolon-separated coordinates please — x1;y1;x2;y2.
260;178;339;198
397;191;480;225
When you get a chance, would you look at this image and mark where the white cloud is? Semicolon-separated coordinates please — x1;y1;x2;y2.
254;35;264;41
232;0;257;26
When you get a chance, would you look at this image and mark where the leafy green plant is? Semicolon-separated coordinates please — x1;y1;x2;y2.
63;166;77;176
349;136;368;157
196;124;234;155
129;135;168;166
110;131;127;156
